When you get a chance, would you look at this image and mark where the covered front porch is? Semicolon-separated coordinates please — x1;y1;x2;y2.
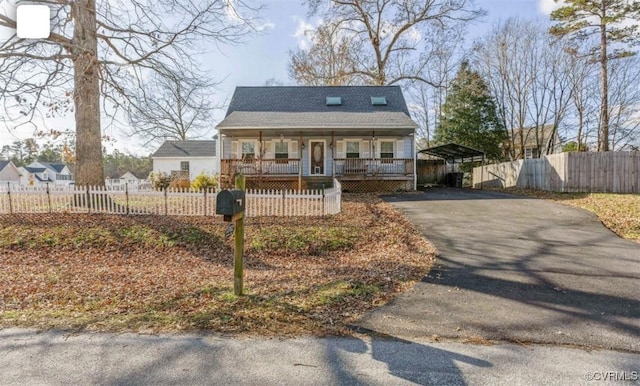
220;157;414;178
217;128;416;191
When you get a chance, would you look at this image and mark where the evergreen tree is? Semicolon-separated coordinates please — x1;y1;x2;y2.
550;0;640;152
435;62;506;160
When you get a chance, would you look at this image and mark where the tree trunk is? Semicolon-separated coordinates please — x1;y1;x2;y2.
598;20;609;152
72;0;104;186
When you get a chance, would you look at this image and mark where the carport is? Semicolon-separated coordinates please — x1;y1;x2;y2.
417;143;485;188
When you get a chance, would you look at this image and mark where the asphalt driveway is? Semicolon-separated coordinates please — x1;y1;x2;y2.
357;189;640;352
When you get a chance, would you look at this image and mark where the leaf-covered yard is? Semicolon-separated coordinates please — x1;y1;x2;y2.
0;194;435;335
503;189;640;242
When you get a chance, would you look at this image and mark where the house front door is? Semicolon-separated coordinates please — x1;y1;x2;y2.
310;141;324;175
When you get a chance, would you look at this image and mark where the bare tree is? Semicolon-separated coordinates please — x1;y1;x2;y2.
0;0;261;185
408;24;467;149
608;55;640;150
296;0;483;86
474;18;574;159
565;45;599;150
288;21;365;86
408;83;432;149
550;0;640;151
126;69;219;146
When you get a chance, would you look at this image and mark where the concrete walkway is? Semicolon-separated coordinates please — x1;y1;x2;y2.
357;189;640;352
1;329;638;385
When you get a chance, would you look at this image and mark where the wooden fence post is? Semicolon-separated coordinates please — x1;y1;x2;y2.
125;183;130;215
322;184;325;216
203;188;207;216
282;189;286;216
86;185;91;214
234;174;246;296
7;182;12;215
164;187;168;216
46;183;51;213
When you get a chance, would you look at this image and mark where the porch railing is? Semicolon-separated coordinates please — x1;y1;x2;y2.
334;158;414;176
221;159;301;176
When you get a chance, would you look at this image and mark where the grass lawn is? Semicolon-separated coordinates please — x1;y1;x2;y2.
0;194;435;336
504;189;640;242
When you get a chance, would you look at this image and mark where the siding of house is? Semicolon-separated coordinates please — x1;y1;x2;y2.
0;164;20;184
153;157;219;180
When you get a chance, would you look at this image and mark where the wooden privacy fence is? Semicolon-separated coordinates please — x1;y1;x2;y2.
0;180;342;217
473;151;640;193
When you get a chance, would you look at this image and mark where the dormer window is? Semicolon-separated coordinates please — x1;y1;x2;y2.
326;96;342;106
371;96;387;106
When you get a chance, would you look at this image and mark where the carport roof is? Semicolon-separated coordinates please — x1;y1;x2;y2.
418;143;485;163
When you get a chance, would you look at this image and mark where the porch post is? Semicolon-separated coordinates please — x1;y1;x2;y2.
259;131;263;175
298;132;303;190
412;132;417;190
331;131;335;177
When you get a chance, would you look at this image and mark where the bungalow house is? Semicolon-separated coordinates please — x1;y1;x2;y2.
216;86;418;191
511;125;562;159
0;160;21;186
20;161;74;186
151;140;219;181
105;171;150;189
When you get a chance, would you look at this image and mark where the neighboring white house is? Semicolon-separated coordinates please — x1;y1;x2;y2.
151;140;218;181
0;160;21;186
105;171;150;189
19;161;74;186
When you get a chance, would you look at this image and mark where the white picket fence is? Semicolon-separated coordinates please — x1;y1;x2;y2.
245;179;341;217
0;180;342;217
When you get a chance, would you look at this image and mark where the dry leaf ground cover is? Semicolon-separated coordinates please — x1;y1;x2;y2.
504;189;640;242
0;194;435;336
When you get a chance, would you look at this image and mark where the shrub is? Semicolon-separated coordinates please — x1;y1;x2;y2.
150;171;171;190
191;173;218;191
169;178;191;189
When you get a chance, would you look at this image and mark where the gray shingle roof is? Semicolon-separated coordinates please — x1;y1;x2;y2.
0;160;9;170
39;162;67;173
152;140;217;158
218;86;417;130
25;167;46;173
217;111;417;129
224;86;411;116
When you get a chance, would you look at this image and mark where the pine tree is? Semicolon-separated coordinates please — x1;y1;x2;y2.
435;62;506;160
550;0;640;151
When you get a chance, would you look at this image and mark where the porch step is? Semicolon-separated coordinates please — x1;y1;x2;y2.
303;177;333;191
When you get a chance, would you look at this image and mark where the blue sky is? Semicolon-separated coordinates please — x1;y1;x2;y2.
0;0;554;155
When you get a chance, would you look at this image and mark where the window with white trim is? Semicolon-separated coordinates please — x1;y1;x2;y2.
241;142;255;161
524;147;539;159
346;141;360;158
275;142;288;159
380;141;394;159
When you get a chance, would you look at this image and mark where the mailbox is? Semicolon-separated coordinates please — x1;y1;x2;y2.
216;189;245;221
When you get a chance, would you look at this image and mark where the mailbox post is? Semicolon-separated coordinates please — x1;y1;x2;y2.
216;175;246;296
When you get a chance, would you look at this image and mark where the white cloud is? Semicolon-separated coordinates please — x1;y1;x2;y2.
538;0;562;15
291;16;318;50
255;20;275;32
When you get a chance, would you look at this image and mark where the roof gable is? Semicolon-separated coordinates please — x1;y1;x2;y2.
225;86;411;116
152;140;217;158
27;161;70;174
0;160;10;170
